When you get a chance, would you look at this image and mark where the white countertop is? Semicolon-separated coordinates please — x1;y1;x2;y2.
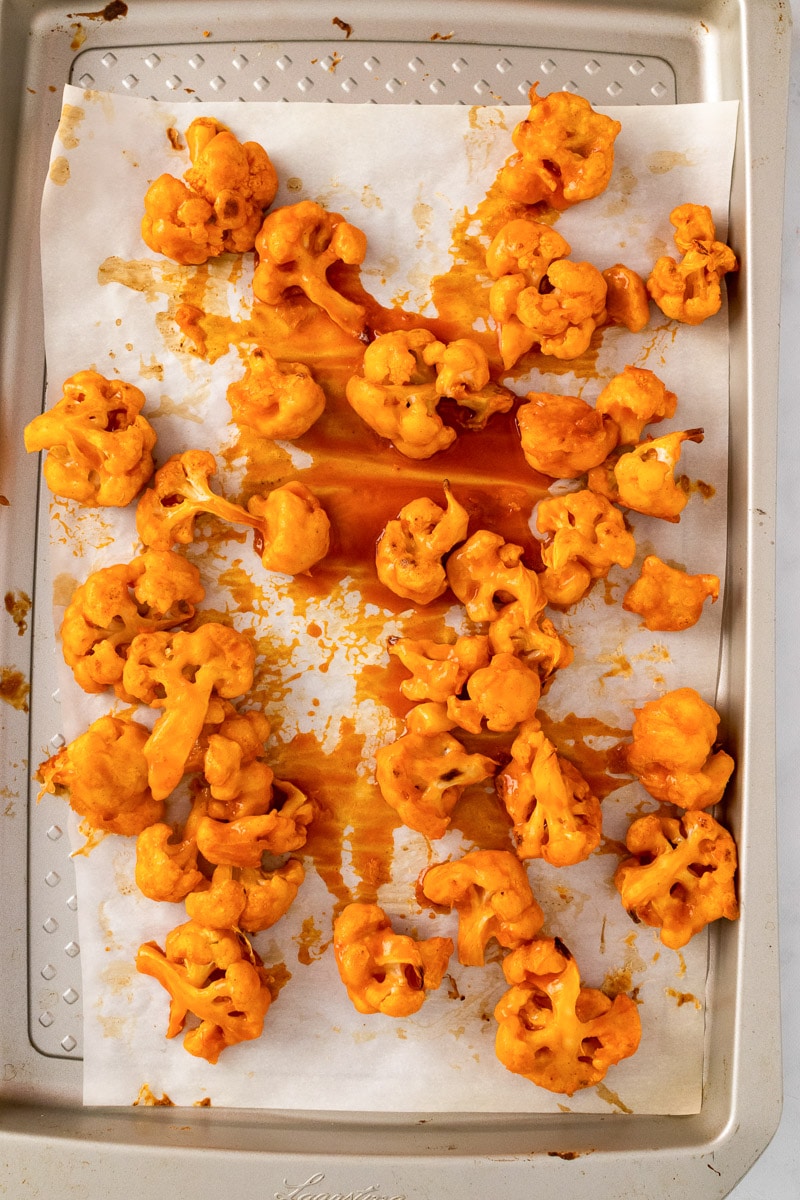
728;5;800;1196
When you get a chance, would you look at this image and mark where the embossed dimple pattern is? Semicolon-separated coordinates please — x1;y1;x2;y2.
71;42;676;105
30;34;675;1062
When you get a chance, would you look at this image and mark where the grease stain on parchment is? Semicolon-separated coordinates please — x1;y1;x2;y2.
646;150;695;174
57;103;85;150
49;156;71;186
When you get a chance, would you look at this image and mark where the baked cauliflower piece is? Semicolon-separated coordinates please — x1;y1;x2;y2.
346;329;513;458
375;707;496;840
253;199;368;337
122;622;256;801
626;686;735;810
136;920;272;1063
185;860;305;934
333;902;453;1016
536;489;636;608
135;821;206;904
60;550;204;697
445;652;542;735
24;370;157;507
498;86;622;210
226;346;327;440
588;428;704;522
647;203;738;325
446;530;545;626
142;117;278;264
375;482;469;605
594;365;678;445
193;778;314;869
516;391;619;479
487;601;574;681
614;811;739;949
601;264;651;333
36;714;163;835
496;718;602;867
136;450;330;575
622;555;720;632
419;849;544;967
388;634;491;704
494;937;641;1095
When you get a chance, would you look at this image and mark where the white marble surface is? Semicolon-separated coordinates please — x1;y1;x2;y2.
728;6;800;1196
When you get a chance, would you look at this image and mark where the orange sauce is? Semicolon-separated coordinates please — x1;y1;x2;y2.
0;667;29;713
4;591;31;637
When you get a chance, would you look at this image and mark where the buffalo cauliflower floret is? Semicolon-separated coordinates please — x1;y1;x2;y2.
626;686;735;810
487;601;574;681
594;365;677;445
494;937;641;1095
388;635;491;703
614;811;739;949
185;860;305;933
622;555;720;632
517;392;619;479
253;199;368;337
135;821;206;903
486;218;572;286
36;714;163;835
346;329;512;458
375;716;496;840
142;117;278;264
333;902;453;1017
496;718;602;866
601;264;651;333
536;489;636;608
446;530;545;625
419;849;544;967
136;450;329;574
375;482;469;605
226;346;327;440
588;428;704;523
498;86;622;210
60;550;204;697
490;258;607;369
136;920;272;1063
24;370;157;507
647;203;738;325
194;778;314;868
445;652;541;735
122;622;255;801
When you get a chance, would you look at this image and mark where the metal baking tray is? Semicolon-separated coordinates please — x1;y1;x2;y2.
0;0;789;1195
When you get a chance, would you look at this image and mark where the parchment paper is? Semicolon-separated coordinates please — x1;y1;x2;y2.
39;86;738;1112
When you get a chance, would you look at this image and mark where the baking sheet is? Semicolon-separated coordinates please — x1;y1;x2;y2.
38;85;738;1111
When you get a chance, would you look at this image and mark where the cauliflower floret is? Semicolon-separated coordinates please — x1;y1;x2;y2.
498;86;622;209
60;550;204;697
494;937;641;1095
419;849;544;967
226;346;326;440
446;530;545;625
253;199;368;337
194;778;314;868
24;370;157;507
626;687;735;810
516;392;619;479
136;450;329;574
487;602;574;680
647;203;738;325
594;365;677;445
536;489;636;608
601;264;650;333
375;482;469;605
486;218;572;286
185;860;305;933
496;718;602;867
389;635;491;704
122;623;256;801
588;428;704;523
36;714;163;835
136;920;272;1063
446;652;541;735
135;822;206;903
333;902;453;1016
142;117;278;264
623;555;720;632
614;811;739;949
346;329;512;458
490;258;607;369
375;717;496;840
